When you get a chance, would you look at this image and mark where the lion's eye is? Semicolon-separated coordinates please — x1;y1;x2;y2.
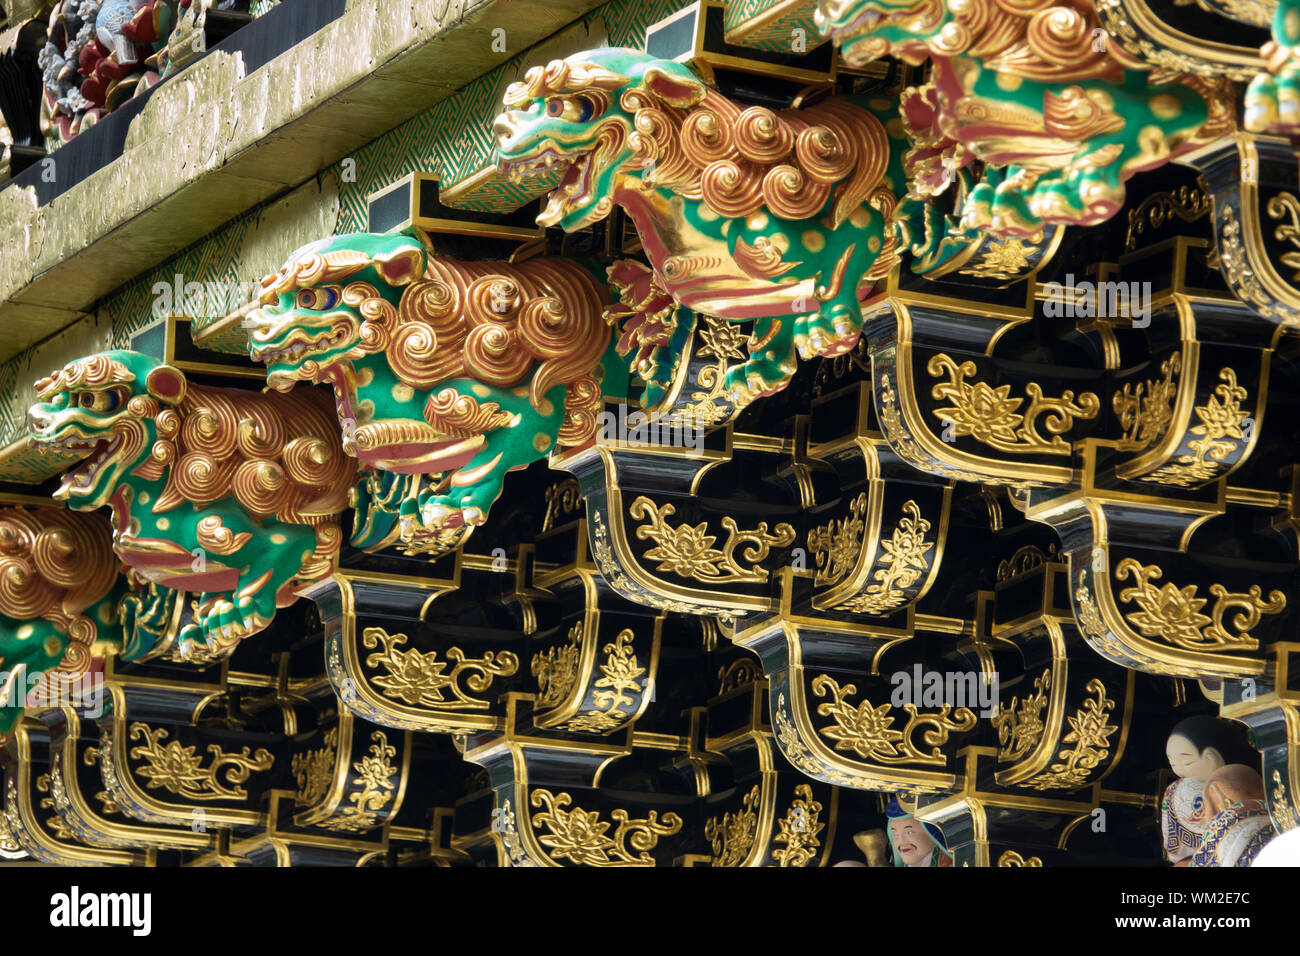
545;97;594;123
296;288;339;310
78;390;122;413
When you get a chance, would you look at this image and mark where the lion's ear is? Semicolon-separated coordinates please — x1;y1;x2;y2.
145;365;187;405
642;65;705;108
373;246;425;287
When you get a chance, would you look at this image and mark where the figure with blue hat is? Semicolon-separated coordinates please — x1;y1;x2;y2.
886;797;953;867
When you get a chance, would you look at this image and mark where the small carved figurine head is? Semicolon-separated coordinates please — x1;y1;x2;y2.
1166;716;1255;784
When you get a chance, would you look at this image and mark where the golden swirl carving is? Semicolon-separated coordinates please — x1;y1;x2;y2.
1216;205;1298;324
496;798;535;867
959;238;1038;280
531;621;582;710
423;389;518;437
772;784;825;868
1114;353;1181;453
1266;192;1300;282
716;658;764;695
126;723;273;802
992;669;1051;763
34;355;135;401
0;507;118;676
995;543;1061;583
528;789;682;866
37;771;74;841
361;627;518;710
705;785;760;867
194;515;253;557
832;500;933;616
1125;185;1210;252
927;354;1100;454
629;496;796;584
1020;680;1117;791
1114;560;1285;652
812;675;977;767
1144;368;1249;486
998;850;1044;866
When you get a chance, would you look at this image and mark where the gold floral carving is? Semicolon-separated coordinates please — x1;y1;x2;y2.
497;799;534;867
808;493;868;587
1021;680;1117;790
531;621;582;710
832;499;933;615
630;496;796;584
1266;192;1300;282
1145;368;1250;486
998;850;1044;866
772;784;824;867
705;784;759;867
992;669;1051;762
291;727;338;807
812;675;976;766
664;313;753;427
315;731;397;832
1114;353;1181;452
560;630;645;734
1114;559;1285;652
927;354;1099;455
528;789;682;866
362;627;518;710
127;723;273;802
1216;205;1296;324
959;238;1037;280
773;693;855;788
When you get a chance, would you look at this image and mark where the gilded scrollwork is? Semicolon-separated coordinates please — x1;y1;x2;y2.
992;669;1051;763
1272;770;1296;832
771;784;824;867
559;630;646;734
531;622;583;710
313;731;398;833
808;493;869;587
705;785;760;867
812;675;976;767
832;500;933;615
1020;680;1118;791
528;789;682;866
998;850;1044;866
1144;368;1250;486
927;355;1100;455
1114;559;1286;652
126;723;274;802
1114;354;1181;453
1266;192;1300;282
362;627;519;710
629;497;796;584
291;727;338;807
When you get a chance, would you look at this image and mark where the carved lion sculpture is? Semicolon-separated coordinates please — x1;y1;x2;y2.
243;233;612;552
814;0;1233;235
0;506;120;734
27;351;355;660
494;47;904;402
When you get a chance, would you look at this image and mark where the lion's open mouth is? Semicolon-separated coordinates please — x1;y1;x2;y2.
502;148;594;225
46;433;122;494
252;327;351;367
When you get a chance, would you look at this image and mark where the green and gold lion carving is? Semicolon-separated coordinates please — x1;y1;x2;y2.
27;351;355;660
494;48;907;402
244;233;613;553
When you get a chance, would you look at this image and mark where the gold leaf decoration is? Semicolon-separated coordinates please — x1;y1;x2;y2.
992;669;1051;763
705;785;759;867
1021;679;1117;791
559;629;645;734
1145;368;1249;486
630;496;796;584
362;627;518;710
927;354;1099;454
1113;353;1181;452
812;674;976;767
808;492;868;587
832;499;932;615
998;850;1044;866
291;727;338;807
126;723;274;802
772;784;824;867
528;789;682;866
1114;559;1285;652
314;731;398;832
